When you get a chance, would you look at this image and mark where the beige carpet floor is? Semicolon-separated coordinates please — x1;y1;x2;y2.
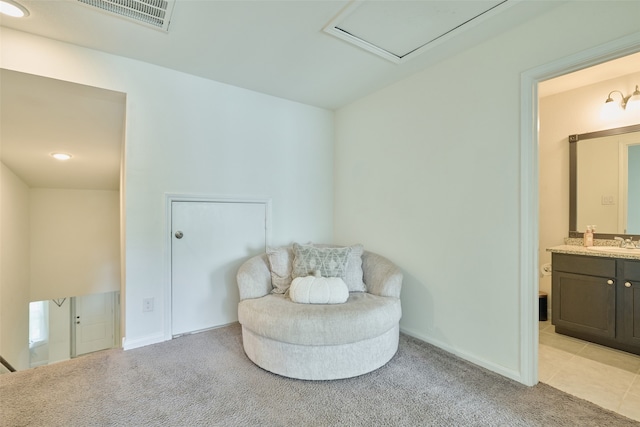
1;323;638;426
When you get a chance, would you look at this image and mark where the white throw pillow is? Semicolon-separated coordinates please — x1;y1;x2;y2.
289;272;349;304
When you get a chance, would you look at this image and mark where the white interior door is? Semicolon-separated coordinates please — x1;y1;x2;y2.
74;292;115;356
171;201;266;336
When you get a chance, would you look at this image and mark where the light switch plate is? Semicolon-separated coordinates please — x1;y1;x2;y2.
601;195;615;205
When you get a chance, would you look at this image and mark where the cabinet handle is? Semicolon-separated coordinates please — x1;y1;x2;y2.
625;281;632;288
607;279;614;285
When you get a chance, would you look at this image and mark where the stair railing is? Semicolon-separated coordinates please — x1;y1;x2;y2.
0;355;16;372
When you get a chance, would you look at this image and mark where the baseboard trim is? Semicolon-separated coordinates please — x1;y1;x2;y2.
399;327;524;385
122;333;166;351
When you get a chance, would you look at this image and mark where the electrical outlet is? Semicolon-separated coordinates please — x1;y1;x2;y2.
143;298;154;312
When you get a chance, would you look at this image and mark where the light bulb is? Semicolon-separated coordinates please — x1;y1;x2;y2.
625;86;640;113
600;99;622;120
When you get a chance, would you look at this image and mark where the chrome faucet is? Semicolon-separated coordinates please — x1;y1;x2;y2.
615;236;638;249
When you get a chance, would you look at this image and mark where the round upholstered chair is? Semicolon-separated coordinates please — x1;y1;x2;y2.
236;246;402;380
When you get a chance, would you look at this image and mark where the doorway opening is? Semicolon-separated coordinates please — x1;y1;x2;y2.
534;51;640;415
522;32;639;398
1;69;126;371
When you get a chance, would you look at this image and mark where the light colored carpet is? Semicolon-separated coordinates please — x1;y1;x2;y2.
1;323;637;426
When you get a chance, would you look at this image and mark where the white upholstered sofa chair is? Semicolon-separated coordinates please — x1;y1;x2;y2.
236;245;402;380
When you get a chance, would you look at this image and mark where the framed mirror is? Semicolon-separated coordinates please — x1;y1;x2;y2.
569;124;640;238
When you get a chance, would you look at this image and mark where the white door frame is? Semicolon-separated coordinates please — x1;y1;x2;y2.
519;32;640;386
164;194;272;341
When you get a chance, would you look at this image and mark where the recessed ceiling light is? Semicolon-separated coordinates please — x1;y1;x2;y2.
0;0;30;18
51;153;72;161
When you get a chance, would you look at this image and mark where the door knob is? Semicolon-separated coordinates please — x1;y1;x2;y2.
607;279;614;285
175;231;184;239
625;281;632;288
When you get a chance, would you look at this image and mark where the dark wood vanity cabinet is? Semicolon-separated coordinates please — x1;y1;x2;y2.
552;254;616;338
552;253;640;356
621;260;640;347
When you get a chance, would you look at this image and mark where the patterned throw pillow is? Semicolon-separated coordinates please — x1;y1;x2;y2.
292;243;352;279
314;243;366;292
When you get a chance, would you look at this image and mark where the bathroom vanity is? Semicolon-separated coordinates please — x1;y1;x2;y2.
548;246;640;356
547;124;640;355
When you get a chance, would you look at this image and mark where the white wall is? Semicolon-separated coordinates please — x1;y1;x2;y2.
1;28;335;348
47;298;71;365
0;163;30;370
30;189;121;301
539;71;640;306
334;1;640;383
1;169;121;368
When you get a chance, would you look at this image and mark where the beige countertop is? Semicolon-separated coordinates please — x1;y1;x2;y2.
547;244;640;260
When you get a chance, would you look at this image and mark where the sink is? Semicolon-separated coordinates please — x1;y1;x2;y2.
586;246;640;254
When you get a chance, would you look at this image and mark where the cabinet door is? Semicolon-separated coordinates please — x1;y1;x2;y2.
552;271;616;338
621;261;640;347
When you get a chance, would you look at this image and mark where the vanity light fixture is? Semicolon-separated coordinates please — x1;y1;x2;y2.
626;85;640;113
51;153;72;161
601;85;640;119
0;0;29;17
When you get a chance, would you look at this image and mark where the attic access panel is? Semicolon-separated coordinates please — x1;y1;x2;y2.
324;0;509;64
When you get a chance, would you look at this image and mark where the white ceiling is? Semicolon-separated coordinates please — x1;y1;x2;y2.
0;0;563;110
1;0;637;190
323;0;505;63
0;69;125;190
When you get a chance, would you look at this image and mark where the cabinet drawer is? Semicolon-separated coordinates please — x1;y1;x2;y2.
552;253;615;277
622;260;640;281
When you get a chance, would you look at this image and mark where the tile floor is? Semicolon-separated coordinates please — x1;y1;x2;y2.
539;320;640;422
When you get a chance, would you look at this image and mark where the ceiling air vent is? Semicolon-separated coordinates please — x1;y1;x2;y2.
77;0;175;32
